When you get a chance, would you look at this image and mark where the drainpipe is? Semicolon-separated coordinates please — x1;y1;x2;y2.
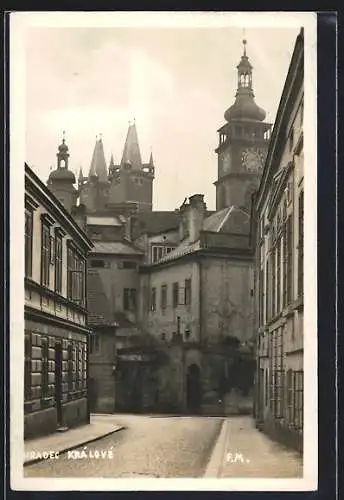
198;258;203;344
85;256;91;425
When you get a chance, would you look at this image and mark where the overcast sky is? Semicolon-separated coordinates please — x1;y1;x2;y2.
24;19;300;210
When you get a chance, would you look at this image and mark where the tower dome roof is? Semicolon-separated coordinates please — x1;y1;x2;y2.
58;139;69;153
224;91;266;122
224;38;266;123
48;168;76;183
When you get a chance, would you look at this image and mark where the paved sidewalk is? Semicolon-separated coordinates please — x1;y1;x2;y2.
24;414;125;466
204;416;303;478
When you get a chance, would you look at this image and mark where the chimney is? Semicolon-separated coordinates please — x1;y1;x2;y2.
124;215;132;241
71;204;87;232
177;199;188;242
188;194;206;242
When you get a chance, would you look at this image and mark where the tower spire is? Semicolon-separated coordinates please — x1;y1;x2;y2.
88;137;108;182
120;121;142;169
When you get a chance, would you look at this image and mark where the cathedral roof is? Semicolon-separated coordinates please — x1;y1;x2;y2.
120;123;142;169
88;138;108;182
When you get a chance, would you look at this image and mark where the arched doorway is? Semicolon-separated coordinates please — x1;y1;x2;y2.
186;364;201;414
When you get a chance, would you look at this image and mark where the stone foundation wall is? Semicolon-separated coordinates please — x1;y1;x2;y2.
24;407;57;440
62;397;88;428
258;415;303;453
89;362;115;413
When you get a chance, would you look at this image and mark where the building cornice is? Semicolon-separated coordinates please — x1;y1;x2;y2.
139;246;253;272
255;30;304;212
25;163;93;252
24;305;93;335
25;277;87;315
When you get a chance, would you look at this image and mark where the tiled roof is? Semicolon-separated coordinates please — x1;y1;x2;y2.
156;205;250;264
131;210;216;239
204;206;250;234
87;216;122;227
131;211;180;237
90;241;143;255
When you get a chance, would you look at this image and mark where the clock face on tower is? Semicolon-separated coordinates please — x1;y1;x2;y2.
241;147;267;173
221;150;231;173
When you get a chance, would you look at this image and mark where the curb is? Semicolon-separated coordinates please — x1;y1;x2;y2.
203;419;229;477
24;425;126;467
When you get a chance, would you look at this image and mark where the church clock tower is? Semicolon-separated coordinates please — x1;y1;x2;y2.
215;39;272;211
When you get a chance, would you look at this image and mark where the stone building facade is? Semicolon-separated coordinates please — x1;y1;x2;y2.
253;29;304;452
41;38;275;417
87;239;143;413
137;195;256;414
24;163;93;439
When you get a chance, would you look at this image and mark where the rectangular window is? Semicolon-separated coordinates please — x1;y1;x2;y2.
286;369;294;424
25;209;33;277
90;259;105;268
152;246;164;263
67;344;74;392
172;282;179;308
41;223;50;286
54;234;63;294
184;278;191;305
294;370;304;431
177;316;181;335
161;284;167;310
276;236;281;313
123;288;136;311
298;191;304;298
24;331;32;401
259;268;264;326
265;260;269;322
287;215;293;304
90;334;100;354
76;344;82;390
270;329;284;419
41;338;49;398
122;261;137;270
271;247;276;318
150;287;156;312
67;246;85;305
282;224;287;308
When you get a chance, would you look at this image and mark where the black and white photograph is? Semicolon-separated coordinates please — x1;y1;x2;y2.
10;11;317;491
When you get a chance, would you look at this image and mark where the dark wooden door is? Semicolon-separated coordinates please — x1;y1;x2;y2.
186;364;201;414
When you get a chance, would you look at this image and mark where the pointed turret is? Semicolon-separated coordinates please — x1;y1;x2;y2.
88;137;108;182
149;151;154;166
120;122;142;169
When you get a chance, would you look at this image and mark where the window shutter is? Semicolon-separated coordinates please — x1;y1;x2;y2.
178;285;185;305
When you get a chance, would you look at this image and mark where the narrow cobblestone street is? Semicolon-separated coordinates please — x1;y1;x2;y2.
24;415;223;478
